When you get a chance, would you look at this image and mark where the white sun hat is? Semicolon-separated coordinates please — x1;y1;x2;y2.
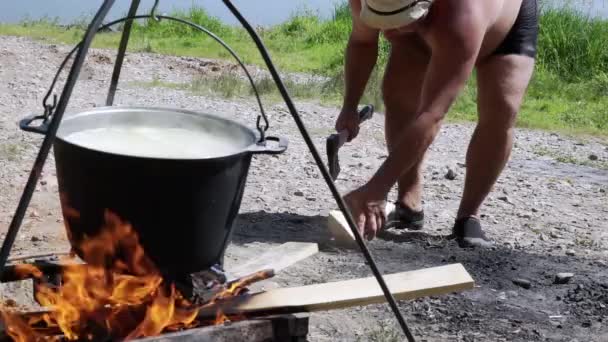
360;0;433;30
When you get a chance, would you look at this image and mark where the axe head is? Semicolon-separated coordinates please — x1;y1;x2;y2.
326;133;342;181
326;104;374;181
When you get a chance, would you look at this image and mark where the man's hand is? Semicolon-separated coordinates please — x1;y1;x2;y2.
344;186;387;240
335;108;361;142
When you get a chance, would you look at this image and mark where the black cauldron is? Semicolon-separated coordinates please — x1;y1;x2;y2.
22;106;287;276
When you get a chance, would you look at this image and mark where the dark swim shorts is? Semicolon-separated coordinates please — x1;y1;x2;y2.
493;0;539;58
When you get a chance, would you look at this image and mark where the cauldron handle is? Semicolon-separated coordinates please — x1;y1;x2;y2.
19;94;58;135
25;14;274;143
247;136;289;155
19;114;50;135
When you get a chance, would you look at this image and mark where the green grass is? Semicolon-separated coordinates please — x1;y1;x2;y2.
131;72;341;106
537;5;608;82
534;146;608;169
0;143;24;162
1;2;607;137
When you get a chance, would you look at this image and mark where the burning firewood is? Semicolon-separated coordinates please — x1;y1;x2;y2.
0;211;274;341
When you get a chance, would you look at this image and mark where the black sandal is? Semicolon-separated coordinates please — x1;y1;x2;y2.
386;202;424;231
452;216;494;248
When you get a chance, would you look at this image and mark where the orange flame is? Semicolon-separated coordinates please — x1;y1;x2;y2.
0;211;199;341
0;310;44;342
0;210;273;341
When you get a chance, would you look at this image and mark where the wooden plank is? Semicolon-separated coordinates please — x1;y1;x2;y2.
7;251;72;263
228;242;319;281
199;263;474;317
135;314;309;342
137;320;273;342
327;203;395;248
1;313;309;342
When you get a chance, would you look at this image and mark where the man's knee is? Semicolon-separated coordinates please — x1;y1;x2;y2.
478;106;519;135
478;88;523;134
381;69;425;117
381;37;429;114
381;80;416;113
476;55;534;134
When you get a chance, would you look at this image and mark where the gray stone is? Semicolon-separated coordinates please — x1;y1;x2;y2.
498;196;511;203
566;249;576;256
513;278;532;289
554;273;574;284
445;168;457;180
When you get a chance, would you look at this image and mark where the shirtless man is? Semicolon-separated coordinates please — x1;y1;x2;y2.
336;0;539;247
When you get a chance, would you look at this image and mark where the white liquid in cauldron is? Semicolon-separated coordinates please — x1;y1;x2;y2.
64;126;245;159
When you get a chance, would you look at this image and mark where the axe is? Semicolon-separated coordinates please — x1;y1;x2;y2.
326;104;375;181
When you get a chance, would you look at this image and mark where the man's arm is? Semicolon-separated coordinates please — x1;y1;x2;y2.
416;4;485;120
341;0;380;113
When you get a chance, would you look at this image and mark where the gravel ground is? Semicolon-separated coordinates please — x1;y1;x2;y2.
0;36;607;341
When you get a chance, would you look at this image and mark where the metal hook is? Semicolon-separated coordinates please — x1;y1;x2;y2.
43;94;58;119
255;116;268;142
151;0;161;22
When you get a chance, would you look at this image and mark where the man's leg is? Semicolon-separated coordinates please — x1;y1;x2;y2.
454;54;535;247
382;35;430;226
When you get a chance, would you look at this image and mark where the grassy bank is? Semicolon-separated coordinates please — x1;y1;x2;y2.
1;3;607;137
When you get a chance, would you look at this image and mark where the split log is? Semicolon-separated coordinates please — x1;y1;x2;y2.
227;242;319;281
327;203;395;248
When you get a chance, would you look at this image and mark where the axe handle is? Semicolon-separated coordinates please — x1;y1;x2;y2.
336;104;375;148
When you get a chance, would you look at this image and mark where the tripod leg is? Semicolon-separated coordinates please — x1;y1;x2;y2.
106;0;142;106
0;0;118;278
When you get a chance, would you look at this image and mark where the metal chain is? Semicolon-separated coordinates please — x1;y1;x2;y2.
151;0;161;22
40;45;79;123
42;95;58;121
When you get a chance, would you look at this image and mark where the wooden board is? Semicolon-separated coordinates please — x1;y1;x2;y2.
199;263;474;317
135;314;309;342
327;203;395;248
0;314;309;342
227;242;319;281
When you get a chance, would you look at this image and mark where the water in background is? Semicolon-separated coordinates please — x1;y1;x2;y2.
0;0;341;26
545;0;608;17
0;0;606;26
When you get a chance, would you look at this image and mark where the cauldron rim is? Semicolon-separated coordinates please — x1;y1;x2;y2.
55;105;260;161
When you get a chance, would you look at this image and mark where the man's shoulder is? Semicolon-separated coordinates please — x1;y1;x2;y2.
422;0;500;57
430;0;504;28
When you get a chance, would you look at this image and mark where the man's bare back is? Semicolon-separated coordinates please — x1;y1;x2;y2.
353;0;525;62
